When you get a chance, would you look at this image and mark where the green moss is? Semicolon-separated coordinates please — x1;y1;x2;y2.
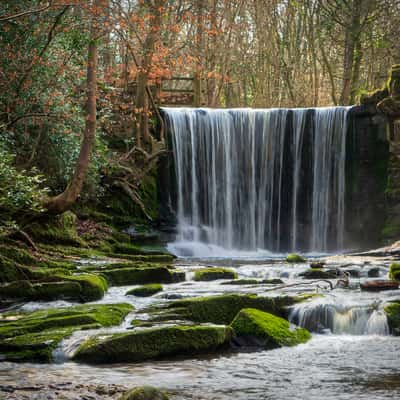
0;280;82;301
0;303;133;362
0;245;37;266
299;268;337;279
286;253;306;263
385;301;400;335
231;308;311;348
0;256;26;282
98;266;185;286
57;273;108;301
27;212;84;246
73;325;232;364
382;223;400;239
119;387;169;400
155;294;300;325
126;284;163;297
193;268;238;281
389;263;400;281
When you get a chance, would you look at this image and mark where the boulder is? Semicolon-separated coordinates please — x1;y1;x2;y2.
126;284;163;297
98;266;185;286
299;268;337;279
119;387;169;400
193;267;237;281
73;325;233;364
152;294;306;325
230;308;311;348
0;273;107;302
286;253;306;263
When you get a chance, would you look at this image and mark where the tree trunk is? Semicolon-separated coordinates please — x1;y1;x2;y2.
44;4;99;214
136;0;163;146
340;0;361;105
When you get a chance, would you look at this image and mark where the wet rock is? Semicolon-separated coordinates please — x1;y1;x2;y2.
360;280;399;291
231;308;311;349
310;262;325;269
73;325;233;364
119;386;169;400
97;266;185;286
0;303;133;362
126;284;163;297
193;267;238;281
0;273;108;302
367;267;381;278
299;268;337;279
286;254;306;263
342;268;361;278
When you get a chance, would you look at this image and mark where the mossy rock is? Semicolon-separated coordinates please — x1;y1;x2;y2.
193;268;238;281
286;254;306;263
57;273;108;301
389;263;400;281
385;301;400;335
0;280;82;301
231;308;311;348
221;278;283;286
0;303;133;362
299;268;337;279
27;211;84;246
98;266;185;286
73;325;232;364
154;294;303;325
126;284;163;297
119;387;169;400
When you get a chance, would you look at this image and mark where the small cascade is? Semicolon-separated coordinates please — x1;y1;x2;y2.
164;107;350;256
289;299;390;335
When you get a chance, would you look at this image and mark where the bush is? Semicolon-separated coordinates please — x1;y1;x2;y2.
0;147;49;235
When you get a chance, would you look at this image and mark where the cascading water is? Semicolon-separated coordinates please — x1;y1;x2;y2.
289;297;390;335
164;107;350;257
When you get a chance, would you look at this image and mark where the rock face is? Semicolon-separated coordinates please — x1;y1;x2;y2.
193;267;238;281
119;387;169;400
359;65;400;245
231;308;311;348
73;325;233;364
0;303;133;362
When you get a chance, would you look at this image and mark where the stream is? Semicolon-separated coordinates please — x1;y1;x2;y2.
1;256;400;399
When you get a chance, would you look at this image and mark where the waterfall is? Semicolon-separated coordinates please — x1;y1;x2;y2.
164;107;350;256
289;300;390;336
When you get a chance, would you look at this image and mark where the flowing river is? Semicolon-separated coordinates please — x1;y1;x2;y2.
1;256;400;400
